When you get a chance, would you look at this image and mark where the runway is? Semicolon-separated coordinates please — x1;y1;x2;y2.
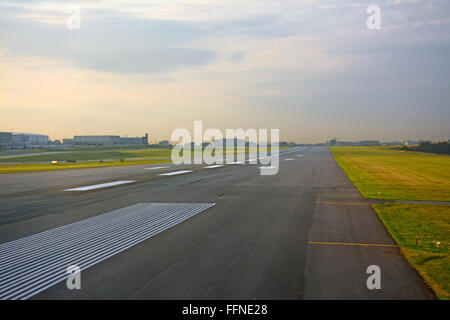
0;147;434;299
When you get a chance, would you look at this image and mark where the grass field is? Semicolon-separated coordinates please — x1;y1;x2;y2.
0;148;173;163
330;146;449;299
0;146;286;163
372;203;449;300
0;144;158;155
0;159;171;173
329;146;450;201
0;146;288;173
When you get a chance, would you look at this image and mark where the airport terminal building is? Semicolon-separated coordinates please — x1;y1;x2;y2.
72;133;148;146
0;132;49;148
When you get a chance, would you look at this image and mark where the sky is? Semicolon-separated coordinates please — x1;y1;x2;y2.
0;0;449;143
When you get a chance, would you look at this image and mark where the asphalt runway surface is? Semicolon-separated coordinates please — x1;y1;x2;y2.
0;147;434;299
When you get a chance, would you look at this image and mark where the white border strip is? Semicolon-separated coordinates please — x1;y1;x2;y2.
203;165;223;169
64;180;135;191
158;170;193;176
0;202;215;300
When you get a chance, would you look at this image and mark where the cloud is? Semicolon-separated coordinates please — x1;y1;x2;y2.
0;7;216;74
229;51;245;62
1;0;450;141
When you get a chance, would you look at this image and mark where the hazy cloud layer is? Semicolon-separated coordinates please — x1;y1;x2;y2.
1;0;449;141
0;7;216;74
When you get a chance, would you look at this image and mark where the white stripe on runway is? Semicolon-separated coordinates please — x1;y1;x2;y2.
229;161;244;164
63;180;135;191
144;166;168;170
0;202;215;300
258;166;277;169
296;155;304;157
203;165;223;169
284;158;295;161
158;170;193;176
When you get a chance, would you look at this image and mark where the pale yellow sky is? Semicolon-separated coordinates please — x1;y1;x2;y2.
1;0;449;143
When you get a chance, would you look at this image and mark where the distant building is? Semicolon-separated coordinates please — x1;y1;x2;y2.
403;140;423;146
121;136;148;145
73;135;121;145
327;139;337;146
0;132;13;148
13;133;49;147
0;132;48;148
381;141;402;146
73;133;148;146
158;140;170;147
331;139;380;146
358;140;380;146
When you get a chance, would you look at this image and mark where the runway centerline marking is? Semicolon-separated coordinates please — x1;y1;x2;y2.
144;166;168;170
284;158;295;161
158;170;193;176
63;180;135;191
308;241;398;247
0;202;215;300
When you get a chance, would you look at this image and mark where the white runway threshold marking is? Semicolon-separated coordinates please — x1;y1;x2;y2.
158;170;193;176
0;202;215;300
144;166;168;170
203;165;223;169
63;180;135;191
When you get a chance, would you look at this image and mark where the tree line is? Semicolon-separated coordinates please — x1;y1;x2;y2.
401;141;450;155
